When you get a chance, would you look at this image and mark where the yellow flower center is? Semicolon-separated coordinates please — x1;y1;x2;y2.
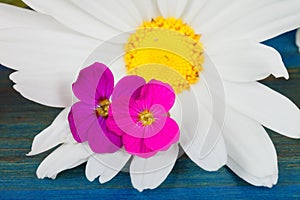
96;99;110;118
138;110;155;126
124;16;204;93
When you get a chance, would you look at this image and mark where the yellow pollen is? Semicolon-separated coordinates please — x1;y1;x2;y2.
138;110;155;126
124;16;204;93
96;99;110;118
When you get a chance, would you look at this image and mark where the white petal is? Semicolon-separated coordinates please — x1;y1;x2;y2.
0;24;98;71
177;81;227;170
109;57;126;83
179;57;226;163
27;108;75;156
296;28;300;53
0;28;97;71
188;0;236;34
85;150;131;183
23;0;122;40
181;0;207;25
223;108;278;187
184;134;227;171
37;143;92;179
224;81;300;138
130;144;179;192
199;0;275;41
0;3;64;29
206;40;289;82
70;0;141;32
1;28;97;107
156;0;189;18
10;69;74;108
209;0;300;43
132;0;160;21
169;97;182;126
228;158;278;188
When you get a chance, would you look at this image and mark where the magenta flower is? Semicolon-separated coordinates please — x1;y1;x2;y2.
68;62;122;153
106;76;180;158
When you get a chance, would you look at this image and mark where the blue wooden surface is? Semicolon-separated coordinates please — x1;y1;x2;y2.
0;30;300;199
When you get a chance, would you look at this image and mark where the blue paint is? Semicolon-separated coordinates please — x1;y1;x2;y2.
1;185;299;200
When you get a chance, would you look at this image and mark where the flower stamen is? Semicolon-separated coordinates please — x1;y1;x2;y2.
138;110;155;126
96;99;110;117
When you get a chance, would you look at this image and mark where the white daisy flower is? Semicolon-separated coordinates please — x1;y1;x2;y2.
1;0;300;192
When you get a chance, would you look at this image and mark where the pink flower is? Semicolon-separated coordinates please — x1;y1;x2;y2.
106;76;180;158
68;62;122;153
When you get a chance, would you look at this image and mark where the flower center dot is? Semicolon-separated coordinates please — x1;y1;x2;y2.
138;110;155;126
124;16;204;93
96;99;110;118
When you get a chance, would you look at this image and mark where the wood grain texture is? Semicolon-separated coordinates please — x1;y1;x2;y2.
0;30;300;199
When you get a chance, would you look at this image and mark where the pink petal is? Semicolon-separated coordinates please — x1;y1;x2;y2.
68;102;96;143
122;134;157;158
88;117;122;154
72;62;114;105
106;115;125;136
140;80;175;111
111;75;146;101
144;117;180;152
122;117;179;158
68;110;81;143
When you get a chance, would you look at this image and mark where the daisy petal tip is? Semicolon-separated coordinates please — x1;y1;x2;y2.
201;160;226;171
263;174;278;188
26;147;43;156
133;185;157;192
86;175;95;182
202;148;227;171
290;132;300;139
98;177;105;184
241;171;278;188
272;68;289;80
282;72;290;80
98;172;119;184
191;153;227;172
133;185;145;193
272;174;278;185
283;71;290;80
8;72;17;83
25;151;35;157
186;136;227;171
207;160;227;171
287;124;300;139
99;176;111;184
85;170;96;182
36;172;45;180
12;84;20;92
130;174;157;193
296;29;300;53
